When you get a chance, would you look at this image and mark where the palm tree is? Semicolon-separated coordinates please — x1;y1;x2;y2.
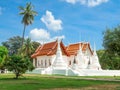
19;2;37;46
22;38;34;57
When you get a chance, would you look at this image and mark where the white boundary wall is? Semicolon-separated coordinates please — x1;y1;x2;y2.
29;68;120;76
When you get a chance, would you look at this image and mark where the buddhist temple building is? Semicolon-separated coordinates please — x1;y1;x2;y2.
31;39;102;75
31;39;69;68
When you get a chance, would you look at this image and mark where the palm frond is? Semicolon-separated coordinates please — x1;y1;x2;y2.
19;2;37;46
19;6;25;11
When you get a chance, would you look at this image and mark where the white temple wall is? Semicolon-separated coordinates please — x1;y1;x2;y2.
51;55;56;64
68;55;75;66
62;55;69;66
34;55;53;68
83;48;93;66
84;47;92;57
67;47;94;69
33;55;68;68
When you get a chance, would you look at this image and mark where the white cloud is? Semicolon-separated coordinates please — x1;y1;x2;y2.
30;28;50;43
29;28;65;44
65;0;78;4
64;0;86;4
63;0;109;7
41;10;62;31
0;7;2;15
52;35;65;41
88;0;109;7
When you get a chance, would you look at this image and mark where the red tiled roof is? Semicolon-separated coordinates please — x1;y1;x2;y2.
31;40;69;58
31;41;93;58
66;43;93;55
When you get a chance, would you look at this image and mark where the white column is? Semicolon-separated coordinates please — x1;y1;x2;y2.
37;60;39;68
47;59;49;67
41;60;43;68
40;60;41;68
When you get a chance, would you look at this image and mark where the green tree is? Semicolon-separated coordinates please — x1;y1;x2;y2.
2;36;22;55
19;2;37;46
5;55;34;79
103;25;120;69
2;36;40;57
0;46;8;70
97;50;111;69
21;38;34;57
103;26;120;56
19;38;40;58
32;41;40;54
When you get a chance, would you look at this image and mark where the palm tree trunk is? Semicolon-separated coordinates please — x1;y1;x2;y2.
22;24;26;46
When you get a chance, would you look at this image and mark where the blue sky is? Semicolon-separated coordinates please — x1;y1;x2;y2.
0;0;120;50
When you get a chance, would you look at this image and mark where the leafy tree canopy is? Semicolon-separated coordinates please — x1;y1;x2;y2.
32;41;41;54
2;36;40;57
103;26;120;56
101;25;120;70
5;55;34;79
2;36;22;55
0;46;8;68
19;2;37;26
19;38;40;58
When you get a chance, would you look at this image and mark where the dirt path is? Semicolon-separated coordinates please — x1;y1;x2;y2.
43;84;120;90
25;74;120;82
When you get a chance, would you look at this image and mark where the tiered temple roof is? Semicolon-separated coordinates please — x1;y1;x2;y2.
31;41;93;58
31;40;69;58
66;42;93;55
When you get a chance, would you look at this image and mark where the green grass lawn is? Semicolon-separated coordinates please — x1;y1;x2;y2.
0;74;120;90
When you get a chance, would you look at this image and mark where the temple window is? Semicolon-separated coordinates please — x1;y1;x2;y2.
49;59;51;66
45;60;47;67
41;60;43;68
35;58;37;68
69;61;71;65
73;57;76;64
38;60;40;67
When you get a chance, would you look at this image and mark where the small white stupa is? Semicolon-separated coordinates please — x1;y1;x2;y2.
88;43;101;70
52;39;67;69
75;43;86;69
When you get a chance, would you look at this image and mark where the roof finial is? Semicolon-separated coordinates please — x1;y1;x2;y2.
78;41;83;54
79;31;82;51
80;31;82;42
93;42;97;55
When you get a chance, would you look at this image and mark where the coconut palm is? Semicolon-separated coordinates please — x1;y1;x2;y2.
22;38;34;57
19;2;37;46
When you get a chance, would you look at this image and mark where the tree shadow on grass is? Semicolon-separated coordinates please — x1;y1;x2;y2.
0;74;28;81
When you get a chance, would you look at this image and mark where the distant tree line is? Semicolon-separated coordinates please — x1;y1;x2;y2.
97;25;120;70
2;36;40;58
